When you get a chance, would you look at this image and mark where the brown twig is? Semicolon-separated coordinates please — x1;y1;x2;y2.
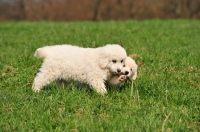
127;77;132;83
119;38;123;47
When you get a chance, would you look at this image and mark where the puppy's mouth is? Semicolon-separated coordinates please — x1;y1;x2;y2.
115;71;131;77
119;72;125;75
113;72;125;75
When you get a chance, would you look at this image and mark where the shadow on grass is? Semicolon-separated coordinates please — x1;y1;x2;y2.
36;80;133;96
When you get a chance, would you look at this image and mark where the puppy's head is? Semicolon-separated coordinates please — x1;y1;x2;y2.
121;57;138;80
99;44;127;74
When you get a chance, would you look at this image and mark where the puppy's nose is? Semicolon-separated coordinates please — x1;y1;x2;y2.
117;69;121;73
125;71;129;75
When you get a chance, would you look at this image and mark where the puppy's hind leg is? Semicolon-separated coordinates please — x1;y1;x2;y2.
90;79;107;95
32;69;59;92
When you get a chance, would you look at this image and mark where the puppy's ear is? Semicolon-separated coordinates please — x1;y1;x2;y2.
131;71;137;80
99;54;109;68
131;60;138;80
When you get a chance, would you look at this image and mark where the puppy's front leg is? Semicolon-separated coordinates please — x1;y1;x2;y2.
108;75;126;85
90;80;107;95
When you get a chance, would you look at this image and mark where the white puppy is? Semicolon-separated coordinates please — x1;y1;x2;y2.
32;44;127;95
108;56;138;85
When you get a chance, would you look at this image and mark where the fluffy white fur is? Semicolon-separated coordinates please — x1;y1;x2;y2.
108;56;138;85
32;44;127;95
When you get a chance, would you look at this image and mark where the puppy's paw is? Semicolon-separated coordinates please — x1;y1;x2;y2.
96;88;107;95
119;75;126;82
32;86;40;93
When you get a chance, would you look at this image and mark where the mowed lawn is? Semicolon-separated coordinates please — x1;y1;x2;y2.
0;20;199;131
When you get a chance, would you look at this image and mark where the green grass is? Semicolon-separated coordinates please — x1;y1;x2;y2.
0;20;200;131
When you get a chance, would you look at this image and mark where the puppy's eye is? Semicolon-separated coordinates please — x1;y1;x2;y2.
121;60;123;63
112;60;117;63
123;65;126;67
130;68;132;71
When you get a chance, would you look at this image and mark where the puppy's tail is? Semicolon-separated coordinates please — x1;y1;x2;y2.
34;48;48;58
